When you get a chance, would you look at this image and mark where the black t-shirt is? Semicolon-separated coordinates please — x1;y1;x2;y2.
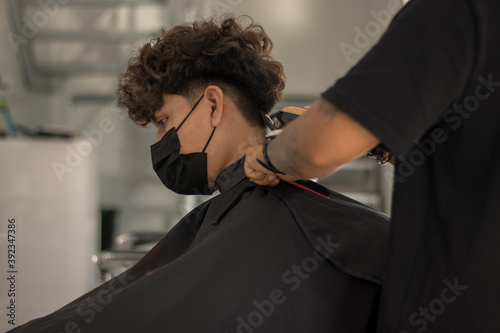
322;0;500;332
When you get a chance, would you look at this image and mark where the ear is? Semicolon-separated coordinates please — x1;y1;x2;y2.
204;85;224;128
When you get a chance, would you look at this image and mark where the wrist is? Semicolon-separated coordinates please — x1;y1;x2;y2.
259;139;285;175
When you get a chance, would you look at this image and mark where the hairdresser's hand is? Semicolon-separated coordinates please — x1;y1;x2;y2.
244;145;298;186
245;145;279;186
246;105;309;186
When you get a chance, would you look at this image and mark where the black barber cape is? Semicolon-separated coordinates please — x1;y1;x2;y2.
11;158;389;333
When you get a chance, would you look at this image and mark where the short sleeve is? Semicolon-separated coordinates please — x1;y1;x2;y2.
321;0;477;155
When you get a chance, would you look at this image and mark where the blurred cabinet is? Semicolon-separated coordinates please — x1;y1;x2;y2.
319;158;386;211
0;139;99;330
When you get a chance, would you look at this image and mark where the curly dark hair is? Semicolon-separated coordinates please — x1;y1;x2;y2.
116;15;285;128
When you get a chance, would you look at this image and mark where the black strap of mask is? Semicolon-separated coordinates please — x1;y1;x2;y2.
176;94;205;131
176;93;215;153
202;127;216;153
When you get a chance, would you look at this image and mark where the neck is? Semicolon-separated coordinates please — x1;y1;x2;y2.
207;128;264;191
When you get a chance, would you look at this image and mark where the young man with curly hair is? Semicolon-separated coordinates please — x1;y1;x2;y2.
10;17;389;333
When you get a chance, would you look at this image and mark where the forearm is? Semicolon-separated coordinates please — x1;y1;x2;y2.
267;100;337;178
267;99;380;179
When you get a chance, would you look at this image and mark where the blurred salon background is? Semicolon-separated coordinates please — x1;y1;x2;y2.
0;0;404;328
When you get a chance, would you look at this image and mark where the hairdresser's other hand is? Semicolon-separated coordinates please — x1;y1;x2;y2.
245;145;280;186
244;145;300;186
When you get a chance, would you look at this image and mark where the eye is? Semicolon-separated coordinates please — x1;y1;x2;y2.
157;117;168;127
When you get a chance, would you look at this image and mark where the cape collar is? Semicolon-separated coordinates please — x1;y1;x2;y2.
214;156;247;194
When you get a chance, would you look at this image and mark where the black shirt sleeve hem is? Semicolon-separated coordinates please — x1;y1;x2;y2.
321;87;412;156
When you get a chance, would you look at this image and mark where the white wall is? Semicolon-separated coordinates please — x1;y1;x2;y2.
206;0;402;95
1;0;55;128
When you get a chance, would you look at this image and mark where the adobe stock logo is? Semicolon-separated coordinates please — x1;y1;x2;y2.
340;0;403;64
193;0;244;21
51;118;115;182
227;235;340;333
8;0;73;54
401;277;467;333
390;74;500;186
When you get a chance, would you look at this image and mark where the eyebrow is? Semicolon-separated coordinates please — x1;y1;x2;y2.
152;109;164;124
149;114;157;125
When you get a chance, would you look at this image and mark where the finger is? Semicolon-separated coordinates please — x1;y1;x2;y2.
244;164;270;182
244;152;272;177
251;173;281;187
249;170;267;182
251;177;275;186
267;176;280;187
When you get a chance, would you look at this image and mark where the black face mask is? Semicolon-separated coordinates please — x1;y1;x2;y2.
150;95;216;195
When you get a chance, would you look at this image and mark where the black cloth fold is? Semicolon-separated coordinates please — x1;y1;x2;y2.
10;158;389;333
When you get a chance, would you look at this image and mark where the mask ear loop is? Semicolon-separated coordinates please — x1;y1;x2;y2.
202;97;218;153
176;94;205;131
202;127;216;153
